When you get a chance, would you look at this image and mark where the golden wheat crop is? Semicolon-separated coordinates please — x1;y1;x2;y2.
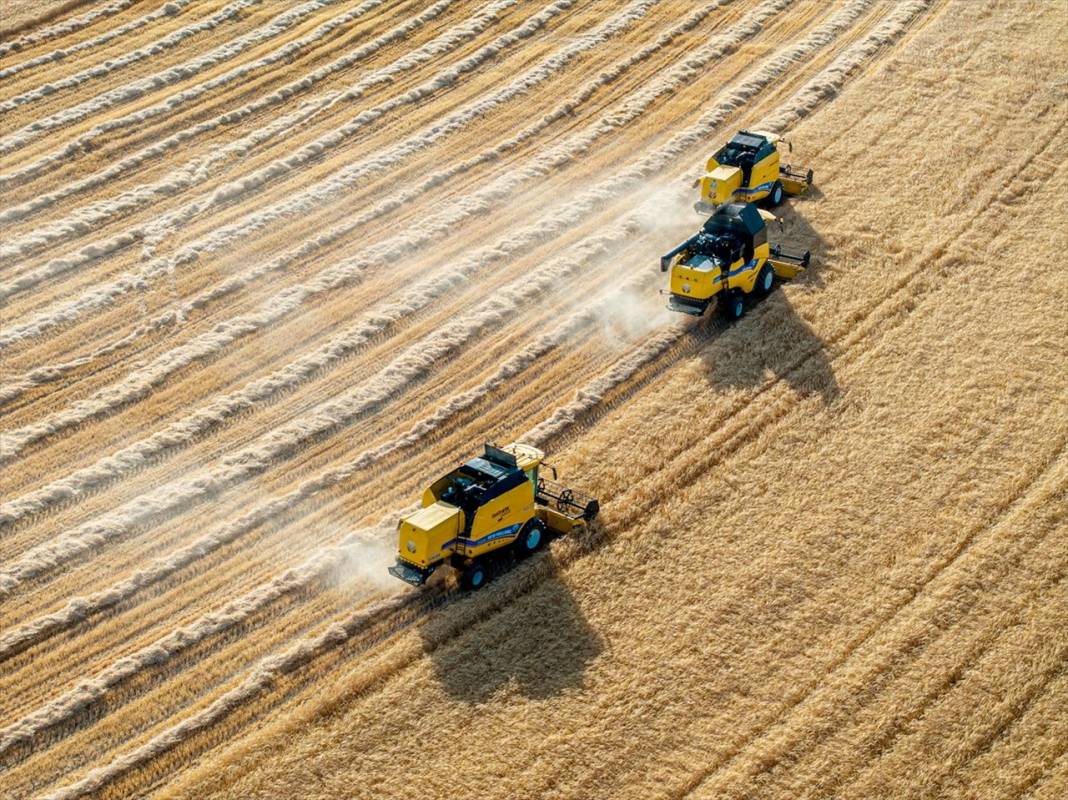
0;0;1065;797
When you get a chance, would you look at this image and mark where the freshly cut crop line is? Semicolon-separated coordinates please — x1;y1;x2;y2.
6;0;873;761
28;302;679;800
0;525;392;755
0;0;262;132
135;0;656;277
0;0;723;402
0;1;194;81
0;0;542;264
0;0;445;193
0;1;136;57
0;0;751;448
0;0;396;226
0;279;645;736
4;0;880;747
0;0;840;572
0;0;787;517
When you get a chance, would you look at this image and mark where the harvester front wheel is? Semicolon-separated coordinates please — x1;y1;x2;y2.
461;562;488;590
721;291;745;320
756;263;774;296
767;180;784;207
516;520;546;556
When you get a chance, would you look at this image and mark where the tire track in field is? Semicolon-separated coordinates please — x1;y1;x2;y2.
0;0;650;319
0;2;193;83
0;1;136;56
0;0;762;473
0;0;531;264
0;0;722;404
692;467;1068;800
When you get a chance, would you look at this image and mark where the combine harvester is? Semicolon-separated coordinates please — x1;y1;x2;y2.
662;130;815;318
389;443;598;590
694;129;813;212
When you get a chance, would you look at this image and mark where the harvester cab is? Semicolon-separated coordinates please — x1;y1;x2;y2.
695;130;813;214
388;443;599;590
660;202;810;318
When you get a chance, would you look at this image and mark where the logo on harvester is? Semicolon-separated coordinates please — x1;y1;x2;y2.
493;506;510;521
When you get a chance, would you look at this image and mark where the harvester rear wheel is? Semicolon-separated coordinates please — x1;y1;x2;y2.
721;291;745;320
756;263;774;296
461;562;488;590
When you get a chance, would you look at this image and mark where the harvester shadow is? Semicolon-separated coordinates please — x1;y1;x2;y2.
701;208;839;404
420;555;602;704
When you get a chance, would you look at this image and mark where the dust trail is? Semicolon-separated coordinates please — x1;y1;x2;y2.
0;0;136;57
0;0;771;510
0;0;544;264
0;525;396;755
0;0;433;192
0;0;844;531
0;279;640;659
0;271;650;752
31;3;938;796
0;1;193;80
0;1;721;403
0;0;809;516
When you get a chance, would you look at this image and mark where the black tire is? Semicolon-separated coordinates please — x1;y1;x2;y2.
720;290;745;320
515;519;546;556
767;180;784;207
756;263;774;297
461;562;488;590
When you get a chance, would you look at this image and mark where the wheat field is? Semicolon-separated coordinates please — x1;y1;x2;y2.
0;0;1065;797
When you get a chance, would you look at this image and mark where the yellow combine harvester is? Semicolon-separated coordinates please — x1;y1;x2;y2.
661;201;810;318
388;443;599;589
695;130;813;213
